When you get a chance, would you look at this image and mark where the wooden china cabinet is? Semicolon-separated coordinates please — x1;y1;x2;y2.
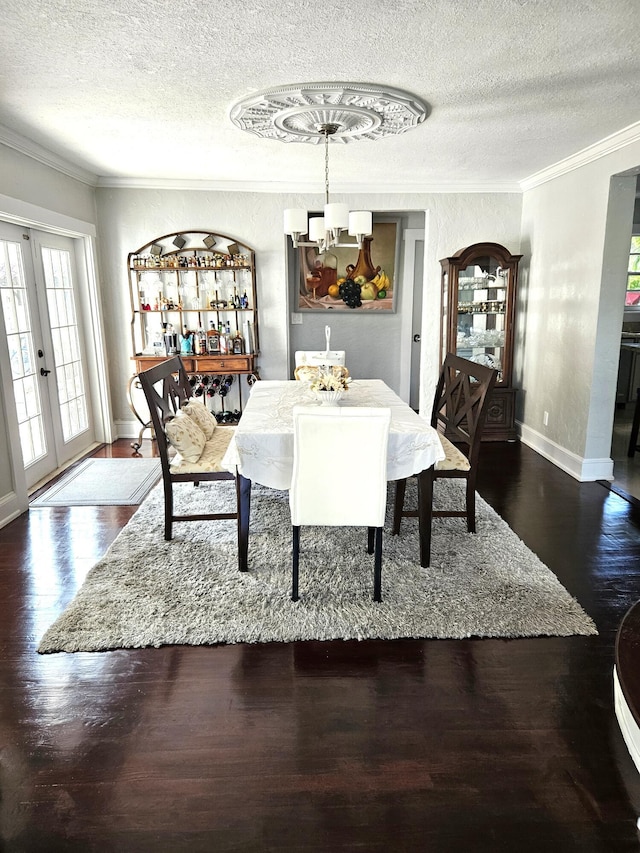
440;242;522;441
127;229;259;446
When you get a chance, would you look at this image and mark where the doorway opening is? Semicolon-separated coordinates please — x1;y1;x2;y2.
611;176;640;499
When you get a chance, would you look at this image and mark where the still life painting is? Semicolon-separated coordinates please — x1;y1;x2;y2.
297;221;398;312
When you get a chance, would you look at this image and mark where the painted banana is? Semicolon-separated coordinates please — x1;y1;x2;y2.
376;270;390;289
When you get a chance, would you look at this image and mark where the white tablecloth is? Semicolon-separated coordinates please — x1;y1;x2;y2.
222;379;445;490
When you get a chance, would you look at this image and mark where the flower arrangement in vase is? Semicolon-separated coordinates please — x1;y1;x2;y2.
309;369;351;405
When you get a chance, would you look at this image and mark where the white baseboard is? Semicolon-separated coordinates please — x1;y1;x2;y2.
614;665;640;776
0;490;26;530
518;421;614;482
115;419;152;442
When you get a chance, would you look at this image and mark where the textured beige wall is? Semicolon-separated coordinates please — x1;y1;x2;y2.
519;142;640;471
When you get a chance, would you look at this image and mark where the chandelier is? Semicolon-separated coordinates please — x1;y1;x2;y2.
229;83;429;252
283;122;372;251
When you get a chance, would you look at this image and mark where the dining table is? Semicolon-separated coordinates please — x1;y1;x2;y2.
221;379;446;571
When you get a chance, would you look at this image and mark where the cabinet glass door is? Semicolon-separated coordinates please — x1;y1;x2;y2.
454;253;508;382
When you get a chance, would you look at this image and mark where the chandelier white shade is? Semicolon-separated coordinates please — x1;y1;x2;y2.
307;216;325;243
347;210;373;243
325;203;348;232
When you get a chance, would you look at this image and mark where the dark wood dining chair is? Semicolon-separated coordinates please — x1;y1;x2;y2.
137;356;241;546
392;353;498;567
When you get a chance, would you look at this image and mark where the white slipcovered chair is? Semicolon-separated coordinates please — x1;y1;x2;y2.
289;406;391;602
294;350;346;367
293;363;350;382
294;324;346;376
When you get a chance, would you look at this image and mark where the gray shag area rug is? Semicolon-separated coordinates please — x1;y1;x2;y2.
38;479;597;653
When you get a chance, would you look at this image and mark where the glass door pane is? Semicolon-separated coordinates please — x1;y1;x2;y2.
0;239;48;467
455;254;507;381
31;230;95;469
41;246;89;442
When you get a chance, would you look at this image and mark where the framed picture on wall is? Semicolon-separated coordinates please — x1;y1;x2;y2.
295;219;400;312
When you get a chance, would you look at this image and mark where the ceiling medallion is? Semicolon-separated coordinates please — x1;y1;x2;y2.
229;82;429;144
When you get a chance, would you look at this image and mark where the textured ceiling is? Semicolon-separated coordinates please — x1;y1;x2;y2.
1;0;639;189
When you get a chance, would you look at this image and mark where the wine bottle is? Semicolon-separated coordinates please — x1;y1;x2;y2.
218;375;234;398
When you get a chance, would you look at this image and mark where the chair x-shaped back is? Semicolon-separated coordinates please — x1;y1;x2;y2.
393;353;498;567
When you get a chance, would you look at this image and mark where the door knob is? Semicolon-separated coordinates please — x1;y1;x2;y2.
413;334;421;343
40;368;51;376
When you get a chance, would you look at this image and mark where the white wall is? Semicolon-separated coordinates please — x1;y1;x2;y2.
417;194;523;416
96;187;522;433
518;142;640;480
0;144;96;224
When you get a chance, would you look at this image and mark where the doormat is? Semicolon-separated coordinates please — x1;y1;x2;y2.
30;458;161;507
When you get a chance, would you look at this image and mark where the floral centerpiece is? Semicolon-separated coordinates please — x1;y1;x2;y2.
309;369;351;405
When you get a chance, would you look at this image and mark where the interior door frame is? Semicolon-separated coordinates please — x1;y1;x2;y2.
0;192;113;516
399;226;426;407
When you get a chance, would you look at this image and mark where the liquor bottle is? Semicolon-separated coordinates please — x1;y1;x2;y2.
218;322;227;355
206;321;220;354
241;290;249;308
232;330;245;354
180;326;193;354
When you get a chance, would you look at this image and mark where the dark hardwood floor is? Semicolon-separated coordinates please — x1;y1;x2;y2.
2;440;640;851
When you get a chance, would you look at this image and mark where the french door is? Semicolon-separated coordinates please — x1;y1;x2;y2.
0;222;95;488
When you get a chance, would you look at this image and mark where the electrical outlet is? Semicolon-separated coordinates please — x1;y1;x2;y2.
291;313;302;325
543;411;549;427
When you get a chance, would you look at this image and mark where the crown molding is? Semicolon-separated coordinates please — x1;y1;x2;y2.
3;116;639;196
96;175;522;194
0;124;98;186
520;120;640;191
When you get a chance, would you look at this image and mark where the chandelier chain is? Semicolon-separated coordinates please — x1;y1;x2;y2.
324;129;330;204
